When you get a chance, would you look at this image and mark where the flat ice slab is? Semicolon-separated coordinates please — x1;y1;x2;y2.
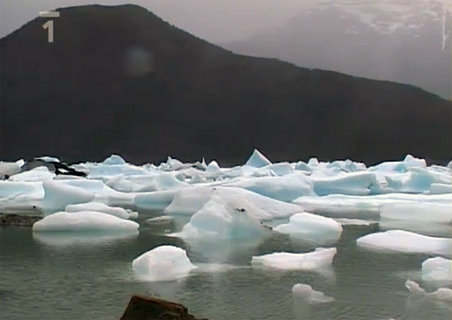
251;247;336;270
132;245;197;281
32;211;139;232
274;212;342;243
356;230;452;256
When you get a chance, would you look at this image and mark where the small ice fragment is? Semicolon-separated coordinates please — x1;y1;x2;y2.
245;149;272;168
422;257;452;283
292;283;334;303
405;279;452;301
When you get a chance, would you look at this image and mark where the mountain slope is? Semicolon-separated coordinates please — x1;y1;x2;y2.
1;5;450;164
225;0;452;99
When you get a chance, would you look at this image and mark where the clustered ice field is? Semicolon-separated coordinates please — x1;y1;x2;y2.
1;150;451;304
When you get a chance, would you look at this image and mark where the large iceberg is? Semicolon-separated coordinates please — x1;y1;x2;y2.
164;186;301;219
274;212;343;243
32;211;139;232
421;257;452;283
177;194;270;239
132;245;197;281
356;230;452;256
251;247;337;270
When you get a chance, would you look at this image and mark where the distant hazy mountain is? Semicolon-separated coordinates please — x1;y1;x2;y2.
225;0;452;99
1;5;450;164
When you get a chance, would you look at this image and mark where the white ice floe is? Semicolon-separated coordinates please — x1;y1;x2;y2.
380;202;452;224
177;194;270;240
421;257;452;283
0;159;24;178
274;212;343;242
134;190;179;211
225;173;314;201
405;279;452;301
0;181;43;199
9;166;55;182
312;171;378;196
251;247;337;270
32;211;139;232
292;283;334;303
65;202;137;219
164;186;301;219
132;245;197;281
356;230;452;256
41;180;94;213
334;218;377;226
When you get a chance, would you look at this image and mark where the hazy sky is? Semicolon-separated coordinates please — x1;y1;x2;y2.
0;0;312;42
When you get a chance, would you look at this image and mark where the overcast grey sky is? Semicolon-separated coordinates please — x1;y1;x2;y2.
0;0;312;42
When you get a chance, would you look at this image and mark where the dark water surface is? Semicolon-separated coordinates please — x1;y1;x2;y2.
1;218;451;320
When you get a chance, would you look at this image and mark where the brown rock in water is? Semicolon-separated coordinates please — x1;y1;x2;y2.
120;295;207;320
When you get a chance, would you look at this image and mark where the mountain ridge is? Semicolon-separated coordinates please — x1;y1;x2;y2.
1;5;450;165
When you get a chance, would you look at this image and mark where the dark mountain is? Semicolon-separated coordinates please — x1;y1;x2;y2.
1;5;450;165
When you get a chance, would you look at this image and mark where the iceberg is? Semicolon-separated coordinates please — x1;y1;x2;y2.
164;186;301;219
225;173;314;202
132;245;197;281
380;203;452;223
32;211;139;232
251;247;336;270
0;160;23;178
421;257;452;283
274;212;343;243
312;172;378;196
292;283;334;303
9;166;55;182
134;190;179;211
65;202;136;219
41;180;94;213
177;194;270;240
356;230;452;256
0;181;43;199
245;149;272;168
405;279;452;301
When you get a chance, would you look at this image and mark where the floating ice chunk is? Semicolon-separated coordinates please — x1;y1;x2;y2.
102;154;126;165
144;215;175;226
0;160;23;178
36;156;60;163
164;186;301;219
294;161;311;172
274;213;342;242
9;166;55;182
356;230;452;256
313;172;378;196
134;190;178;211
430;183;452;194
226;173;314;202
32;211;139;232
251;247;337;270
292;283;334;303
267;162;293;176
205;160;221;174
177;194;270;240
41;180;94;213
65;202;136;219
132;245;196;281
380;203;452;223
422;257;452;283
0;181;43;199
245;149;272;168
334;218;377;226
405;279;452;301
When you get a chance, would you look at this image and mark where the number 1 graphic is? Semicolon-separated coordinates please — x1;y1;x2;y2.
42;20;54;43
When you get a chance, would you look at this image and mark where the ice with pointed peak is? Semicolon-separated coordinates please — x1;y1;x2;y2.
41;180;94;213
177;194;270;240
274;212;343;242
65;202;136;219
422;257;452;283
356;230;452;256
245;149;272;168
132;245;197;281
292;283;334;303
251;247;337;270
405;279;452;301
164;186;301;219
32;211;139;232
205;160;221;174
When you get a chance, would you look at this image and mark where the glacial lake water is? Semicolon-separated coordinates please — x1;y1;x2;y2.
1;215;451;320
